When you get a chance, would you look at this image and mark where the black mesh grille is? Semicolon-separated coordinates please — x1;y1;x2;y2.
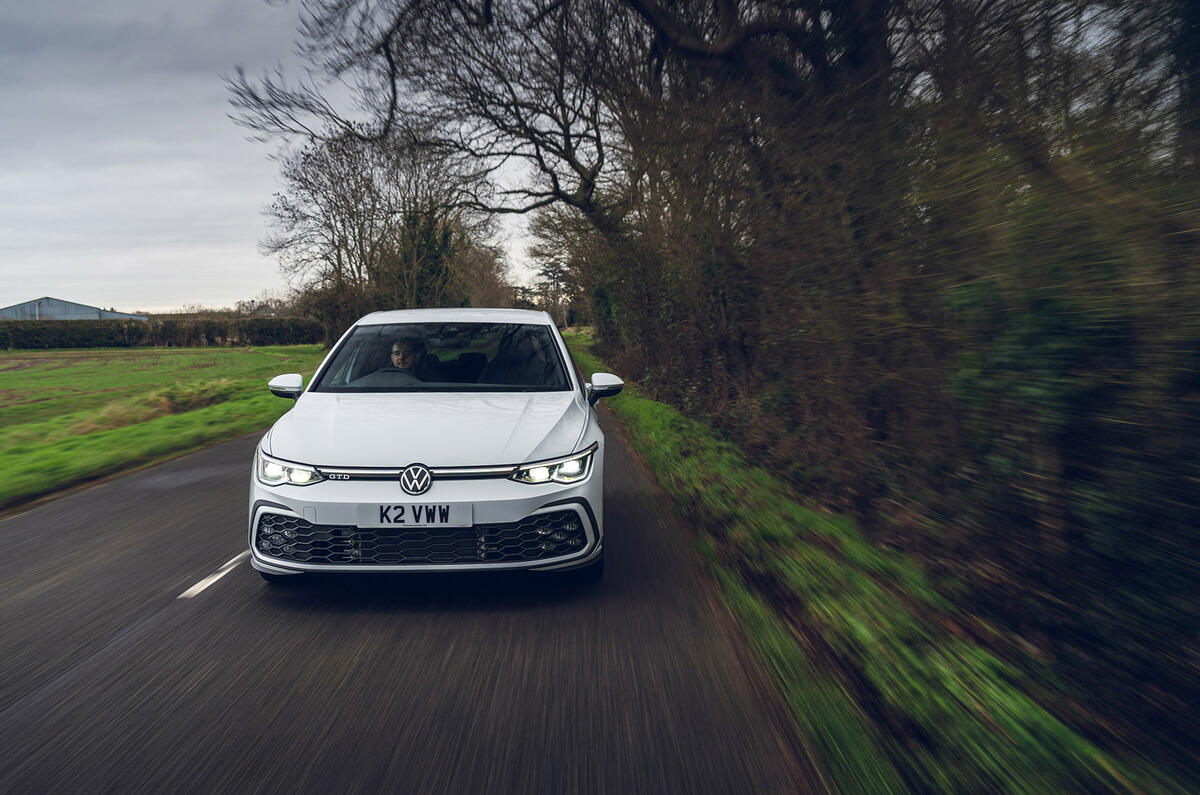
255;509;587;565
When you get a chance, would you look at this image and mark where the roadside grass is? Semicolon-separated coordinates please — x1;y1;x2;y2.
0;346;326;509
564;330;1180;794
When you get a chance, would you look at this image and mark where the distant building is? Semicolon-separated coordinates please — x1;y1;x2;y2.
0;297;148;322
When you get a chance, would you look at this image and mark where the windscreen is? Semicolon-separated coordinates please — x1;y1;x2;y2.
312;322;572;392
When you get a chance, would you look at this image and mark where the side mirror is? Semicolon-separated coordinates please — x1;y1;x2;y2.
586;373;624;406
268;373;303;400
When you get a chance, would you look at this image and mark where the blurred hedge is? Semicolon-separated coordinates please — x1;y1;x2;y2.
0;317;325;349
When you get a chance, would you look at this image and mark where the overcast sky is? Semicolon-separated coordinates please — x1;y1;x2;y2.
0;0;513;314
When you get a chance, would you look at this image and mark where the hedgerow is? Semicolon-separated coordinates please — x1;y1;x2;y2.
0;317;324;349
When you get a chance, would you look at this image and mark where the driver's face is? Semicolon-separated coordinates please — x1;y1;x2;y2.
391;343;418;369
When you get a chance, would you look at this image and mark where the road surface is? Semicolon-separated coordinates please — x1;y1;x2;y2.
0;420;809;793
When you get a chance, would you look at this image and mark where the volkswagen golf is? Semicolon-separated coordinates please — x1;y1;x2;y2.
248;308;622;583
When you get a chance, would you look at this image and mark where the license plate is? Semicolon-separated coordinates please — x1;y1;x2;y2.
357;503;472;528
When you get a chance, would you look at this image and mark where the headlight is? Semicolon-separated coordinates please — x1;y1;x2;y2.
512;445;596;485
256;449;323;486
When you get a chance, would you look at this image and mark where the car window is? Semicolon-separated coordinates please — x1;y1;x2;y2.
312;322;572;392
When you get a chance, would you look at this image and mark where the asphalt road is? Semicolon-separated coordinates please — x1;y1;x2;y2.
0;420;809;793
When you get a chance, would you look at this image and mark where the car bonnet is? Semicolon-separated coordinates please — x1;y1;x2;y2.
265;390;588;468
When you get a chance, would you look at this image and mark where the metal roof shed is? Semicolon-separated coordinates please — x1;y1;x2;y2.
0;297;148;321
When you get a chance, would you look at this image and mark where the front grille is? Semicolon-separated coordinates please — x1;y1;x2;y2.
255;509;587;565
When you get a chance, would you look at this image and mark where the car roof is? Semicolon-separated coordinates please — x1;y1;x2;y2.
355;308;554;326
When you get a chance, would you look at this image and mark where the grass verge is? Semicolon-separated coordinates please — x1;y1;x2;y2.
564;329;1180;794
0;346;326;510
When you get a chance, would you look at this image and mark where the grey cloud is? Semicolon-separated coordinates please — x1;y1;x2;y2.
0;0;308;310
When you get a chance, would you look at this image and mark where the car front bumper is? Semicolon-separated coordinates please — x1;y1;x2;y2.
247;454;604;575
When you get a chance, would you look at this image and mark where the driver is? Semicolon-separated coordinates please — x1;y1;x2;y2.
347;336;429;387
389;338;425;375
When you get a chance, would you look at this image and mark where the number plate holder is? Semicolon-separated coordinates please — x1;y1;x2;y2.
357;503;473;528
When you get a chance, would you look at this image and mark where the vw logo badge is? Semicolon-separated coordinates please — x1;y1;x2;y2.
400;463;432;496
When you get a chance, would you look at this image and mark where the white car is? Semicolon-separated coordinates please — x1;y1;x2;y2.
248;308;622;583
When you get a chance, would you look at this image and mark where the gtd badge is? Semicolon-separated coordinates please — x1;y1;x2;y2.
399;464;432;496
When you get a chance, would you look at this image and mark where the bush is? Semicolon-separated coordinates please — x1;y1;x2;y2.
0;318;325;349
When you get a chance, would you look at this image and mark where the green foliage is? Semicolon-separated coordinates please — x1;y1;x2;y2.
0;317;325;349
565;331;1189;793
369;209;459;305
938;186;1200;765
0;346;326;508
563;101;1199;779
714;568;905;795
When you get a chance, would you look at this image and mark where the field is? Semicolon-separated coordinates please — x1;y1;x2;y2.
0;346;327;510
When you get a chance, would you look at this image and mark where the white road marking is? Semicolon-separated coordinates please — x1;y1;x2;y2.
178;551;250;599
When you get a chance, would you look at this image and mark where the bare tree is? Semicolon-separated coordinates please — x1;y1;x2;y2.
264;132;505;330
231;0;632;222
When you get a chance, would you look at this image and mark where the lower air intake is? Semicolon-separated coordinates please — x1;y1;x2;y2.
255;509;586;565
